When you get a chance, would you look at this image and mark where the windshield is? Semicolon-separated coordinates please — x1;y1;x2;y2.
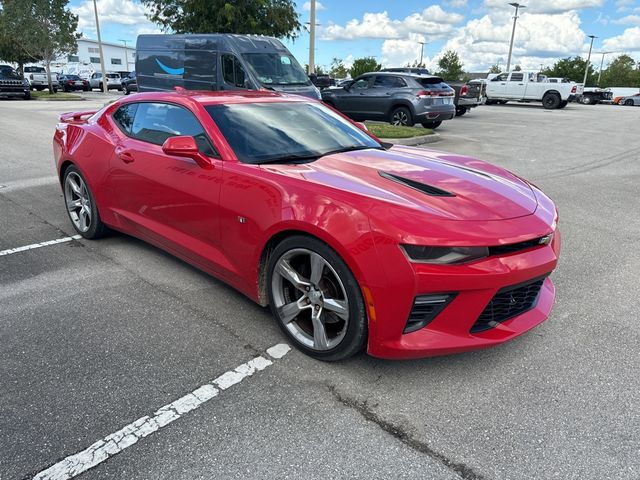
0;66;20;78
205;102;381;164
241;53;311;86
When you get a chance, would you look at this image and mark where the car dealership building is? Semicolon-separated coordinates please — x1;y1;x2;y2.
51;38;136;77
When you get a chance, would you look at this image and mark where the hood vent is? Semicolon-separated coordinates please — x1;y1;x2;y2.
379;171;455;197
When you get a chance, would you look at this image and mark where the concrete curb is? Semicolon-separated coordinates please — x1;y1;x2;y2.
379;132;441;146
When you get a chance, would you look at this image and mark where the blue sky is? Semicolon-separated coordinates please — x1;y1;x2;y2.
69;0;640;72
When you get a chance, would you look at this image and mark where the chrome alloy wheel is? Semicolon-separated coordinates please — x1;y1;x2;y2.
64;172;92;232
392;110;409;126
271;248;349;351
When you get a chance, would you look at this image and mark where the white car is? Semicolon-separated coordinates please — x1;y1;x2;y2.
23;66;59;91
89;72;122;91
619;93;640;106
486;71;582;109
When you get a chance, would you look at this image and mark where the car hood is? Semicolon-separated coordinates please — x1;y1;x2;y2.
260;146;538;221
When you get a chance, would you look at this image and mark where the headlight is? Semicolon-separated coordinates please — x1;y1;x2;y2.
401;245;489;264
23;78;29;86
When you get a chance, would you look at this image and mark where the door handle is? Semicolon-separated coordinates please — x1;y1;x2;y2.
115;147;135;164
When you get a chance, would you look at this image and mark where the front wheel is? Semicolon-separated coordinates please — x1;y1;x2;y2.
267;236;367;361
542;92;561;109
421;120;442;129
23;91;31;100
390;106;414;127
581;95;594;105
62;166;108;239
624;99;634;106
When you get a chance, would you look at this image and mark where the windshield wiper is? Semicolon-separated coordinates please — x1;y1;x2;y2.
318;145;383;157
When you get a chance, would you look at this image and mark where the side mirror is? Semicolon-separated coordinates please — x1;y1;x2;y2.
354;121;368;131
162;136;212;169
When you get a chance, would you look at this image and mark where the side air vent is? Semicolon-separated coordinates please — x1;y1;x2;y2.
379;171;455;197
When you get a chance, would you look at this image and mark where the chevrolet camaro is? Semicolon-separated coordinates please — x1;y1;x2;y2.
53;90;560;361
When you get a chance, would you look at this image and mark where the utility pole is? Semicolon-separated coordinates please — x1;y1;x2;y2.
596;51;611;86
506;3;526;73
93;0;108;94
582;35;597;87
119;39;131;72
418;41;427;66
308;0;316;74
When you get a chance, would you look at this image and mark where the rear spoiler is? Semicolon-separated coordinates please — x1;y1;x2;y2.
59;110;97;125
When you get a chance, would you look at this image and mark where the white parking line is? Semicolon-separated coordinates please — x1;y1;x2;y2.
0;235;82;257
0;175;59;192
32;344;291;480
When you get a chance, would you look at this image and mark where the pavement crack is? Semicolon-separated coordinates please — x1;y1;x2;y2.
328;385;488;480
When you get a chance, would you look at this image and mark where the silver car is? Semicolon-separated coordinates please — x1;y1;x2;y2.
321;72;455;129
89;72;122;91
619;93;640;106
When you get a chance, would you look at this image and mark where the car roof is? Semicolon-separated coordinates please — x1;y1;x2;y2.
358;71;442;80
119;90;312;107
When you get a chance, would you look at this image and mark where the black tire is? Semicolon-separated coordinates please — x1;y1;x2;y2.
123;85;129;95
99;82;104;92
35;86;43;91
390;106;414;127
559;100;568;109
23;90;31;100
421;121;442;129
542;92;561;109
624;99;634;106
455;107;467;117
267;235;367;361
62;165;108;239
498;100;508;105
485;99;496;105
582;95;595;105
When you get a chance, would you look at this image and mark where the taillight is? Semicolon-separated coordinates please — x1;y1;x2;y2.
571;85;577;93
460;85;468;96
417;89;454;98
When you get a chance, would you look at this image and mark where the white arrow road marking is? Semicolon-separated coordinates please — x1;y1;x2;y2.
32;344;291;480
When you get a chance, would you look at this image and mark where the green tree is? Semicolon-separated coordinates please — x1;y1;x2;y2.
488;64;502;74
513;64;522;71
599;54;640;88
349;57;381;78
329;57;349;79
437;50;464;81
542;56;596;85
0;0;79;93
141;0;301;39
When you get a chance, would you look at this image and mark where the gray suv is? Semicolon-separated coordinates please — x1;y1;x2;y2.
322;72;455;129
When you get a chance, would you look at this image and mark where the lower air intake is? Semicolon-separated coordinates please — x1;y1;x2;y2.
404;294;455;333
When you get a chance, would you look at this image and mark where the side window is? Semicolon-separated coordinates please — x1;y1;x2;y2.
351;77;370;90
509;73;524;82
493;73;508;82
130;102;217;157
221;54;246;88
374;76;406;88
112;104;139;134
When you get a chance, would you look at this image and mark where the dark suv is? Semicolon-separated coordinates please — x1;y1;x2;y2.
0;65;30;100
321;72;454;129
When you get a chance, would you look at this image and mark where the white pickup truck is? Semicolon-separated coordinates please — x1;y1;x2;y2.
23;66;59;91
485;71;582;109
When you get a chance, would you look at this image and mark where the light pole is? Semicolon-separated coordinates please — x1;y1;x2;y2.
418;41;427;67
596;51;611;86
92;0;107;94
308;0;316;74
582;35;597;87
119;39;131;72
506;3;525;73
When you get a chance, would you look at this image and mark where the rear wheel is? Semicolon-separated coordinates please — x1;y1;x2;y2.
123;84;129;95
421;121;442;129
542;92;561;109
581;95;595;105
559;100;568;109
624;99;634;106
390;106;413;127
267;236;367;361
62;166;108;239
455;107;467;117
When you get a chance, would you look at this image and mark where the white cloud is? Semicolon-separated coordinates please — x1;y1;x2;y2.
73;0;156;36
303;1;325;11
602;26;640;51
613;14;640;25
484;0;604;14
381;33;428;67
320;6;464;41
446;0;468;8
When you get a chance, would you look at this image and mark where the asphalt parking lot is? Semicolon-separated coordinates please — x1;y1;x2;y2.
1;97;639;480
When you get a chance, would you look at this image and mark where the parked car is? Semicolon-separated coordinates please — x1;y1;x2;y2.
580;87;613;105
618;93;640;106
0;65;31;99
322;72;455;129
136;34;321;99
449;80;483;116
309;73;334;89
486;71;582;109
381;67;431;75
58;74;89;92
54;90;560;360
121;71;137;95
23;66;59;91
89;72;122;91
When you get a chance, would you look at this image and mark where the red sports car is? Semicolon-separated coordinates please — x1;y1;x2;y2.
53;90;560;361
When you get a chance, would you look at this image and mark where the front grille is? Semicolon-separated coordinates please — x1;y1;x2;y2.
470;276;547;333
488;237;546;256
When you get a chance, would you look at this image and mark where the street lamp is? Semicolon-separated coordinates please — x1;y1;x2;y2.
119;39;132;72
596;51;611;86
506;3;526;72
92;0;107;94
582;35;597;87
418;41;428;67
308;0;316;75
